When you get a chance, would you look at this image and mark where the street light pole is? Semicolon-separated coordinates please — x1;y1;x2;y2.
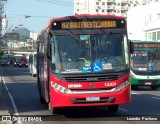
1;15;30;37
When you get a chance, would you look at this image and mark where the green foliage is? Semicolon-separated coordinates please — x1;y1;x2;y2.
0;51;4;60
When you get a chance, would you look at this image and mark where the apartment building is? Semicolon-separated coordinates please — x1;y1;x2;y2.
127;2;160;40
74;0;140;17
143;0;160;4
74;0;160;17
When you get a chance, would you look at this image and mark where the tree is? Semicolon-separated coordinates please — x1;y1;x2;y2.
0;51;4;60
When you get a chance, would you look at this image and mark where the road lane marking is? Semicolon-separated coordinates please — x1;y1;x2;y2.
119;108;128;112
152;97;160;100
131;92;139;95
2;76;22;124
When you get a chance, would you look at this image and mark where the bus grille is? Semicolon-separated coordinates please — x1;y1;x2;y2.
64;75;118;82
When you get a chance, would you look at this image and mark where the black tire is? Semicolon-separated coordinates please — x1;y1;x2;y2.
38;82;46;104
108;105;119;113
40;94;46;104
37;73;46;104
151;86;157;90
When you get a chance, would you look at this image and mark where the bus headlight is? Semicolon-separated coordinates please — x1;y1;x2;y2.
51;82;72;94
112;81;129;92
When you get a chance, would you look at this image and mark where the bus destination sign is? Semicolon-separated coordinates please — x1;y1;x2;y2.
61;20;117;29
134;43;160;48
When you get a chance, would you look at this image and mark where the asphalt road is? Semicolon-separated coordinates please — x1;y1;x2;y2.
1;65;160;124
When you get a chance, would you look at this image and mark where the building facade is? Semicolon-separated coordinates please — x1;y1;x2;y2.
74;0;128;17
74;0;151;17
74;0;160;17
127;2;160;41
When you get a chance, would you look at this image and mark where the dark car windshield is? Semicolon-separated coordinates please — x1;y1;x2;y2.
19;60;27;63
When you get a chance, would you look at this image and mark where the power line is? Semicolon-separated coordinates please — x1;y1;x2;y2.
36;0;73;7
35;0;74;7
41;0;73;4
6;14;53;19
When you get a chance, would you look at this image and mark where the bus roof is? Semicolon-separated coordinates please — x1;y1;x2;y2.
132;40;160;43
132;40;160;50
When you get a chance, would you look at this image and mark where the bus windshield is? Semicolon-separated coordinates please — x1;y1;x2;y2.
51;33;129;74
131;50;160;72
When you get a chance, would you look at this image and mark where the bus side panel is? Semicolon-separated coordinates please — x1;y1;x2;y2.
130;77;140;85
38;40;45;100
38;29;51;103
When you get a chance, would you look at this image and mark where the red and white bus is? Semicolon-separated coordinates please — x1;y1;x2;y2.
37;14;133;114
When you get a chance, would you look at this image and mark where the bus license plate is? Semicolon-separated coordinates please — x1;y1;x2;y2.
86;96;100;101
145;82;152;85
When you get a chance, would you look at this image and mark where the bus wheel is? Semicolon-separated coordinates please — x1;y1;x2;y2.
151;86;157;90
108;105;119;113
40;95;46;104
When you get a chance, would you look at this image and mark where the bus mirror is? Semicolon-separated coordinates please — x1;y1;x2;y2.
129;40;134;54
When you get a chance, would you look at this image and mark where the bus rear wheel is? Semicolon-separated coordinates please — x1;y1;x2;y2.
40;95;46;104
108;105;119;113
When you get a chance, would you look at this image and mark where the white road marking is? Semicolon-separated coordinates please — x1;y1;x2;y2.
152;97;160;100
131;92;139;95
2;76;22;124
119;108;128;112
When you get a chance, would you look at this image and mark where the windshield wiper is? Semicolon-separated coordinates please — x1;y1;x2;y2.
66;30;89;49
97;30;111;50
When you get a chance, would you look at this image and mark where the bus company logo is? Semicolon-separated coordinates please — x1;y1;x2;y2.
90;83;95;88
68;84;82;88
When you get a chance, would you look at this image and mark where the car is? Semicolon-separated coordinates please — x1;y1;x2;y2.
0;59;10;66
13;54;24;67
18;60;28;68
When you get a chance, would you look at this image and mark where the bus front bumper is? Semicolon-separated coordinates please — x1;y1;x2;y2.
50;84;131;107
